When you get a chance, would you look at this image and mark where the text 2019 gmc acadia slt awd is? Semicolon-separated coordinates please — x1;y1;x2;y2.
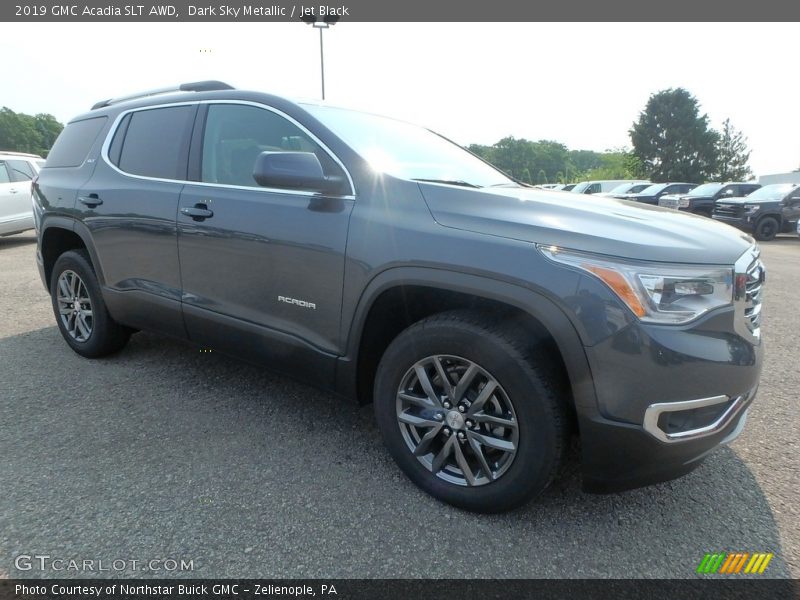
33;82;764;512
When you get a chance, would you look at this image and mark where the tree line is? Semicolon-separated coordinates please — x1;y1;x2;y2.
0;107;63;157
470;88;755;184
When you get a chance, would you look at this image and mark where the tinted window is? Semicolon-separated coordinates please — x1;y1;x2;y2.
0;162;10;183
46;117;107;168
7;160;35;182
201;104;344;188
118;106;194;179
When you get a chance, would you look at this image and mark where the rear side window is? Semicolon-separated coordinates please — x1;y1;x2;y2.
46;117;108;168
117;106;194;180
7;160;35;181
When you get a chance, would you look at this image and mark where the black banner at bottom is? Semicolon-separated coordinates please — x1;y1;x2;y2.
1;579;798;600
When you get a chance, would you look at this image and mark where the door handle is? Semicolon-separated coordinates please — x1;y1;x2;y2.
9;189;19;194
79;194;103;207
181;204;214;221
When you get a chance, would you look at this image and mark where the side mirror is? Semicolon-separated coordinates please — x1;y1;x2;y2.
253;151;343;194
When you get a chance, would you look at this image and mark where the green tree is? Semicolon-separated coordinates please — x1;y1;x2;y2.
467;143;494;163
0;107;63;156
629;88;718;183
714;118;752;181
519;167;532;184
536;169;547;185
568;149;604;174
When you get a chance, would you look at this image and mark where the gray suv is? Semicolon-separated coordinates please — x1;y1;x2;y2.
33;82;764;512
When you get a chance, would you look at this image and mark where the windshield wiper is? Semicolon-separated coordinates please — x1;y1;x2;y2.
412;178;482;188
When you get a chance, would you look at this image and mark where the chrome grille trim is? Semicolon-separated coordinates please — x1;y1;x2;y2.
733;245;764;343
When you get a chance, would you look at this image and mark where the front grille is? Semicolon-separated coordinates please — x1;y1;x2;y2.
734;246;764;343
715;203;743;218
659;197;679;210
743;255;764;338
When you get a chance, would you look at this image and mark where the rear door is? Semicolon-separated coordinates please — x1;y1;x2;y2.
78;103;197;337
5;159;36;220
177;102;355;380
0;161;19;229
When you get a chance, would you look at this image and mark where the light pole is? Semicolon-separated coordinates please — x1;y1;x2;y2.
302;15;339;100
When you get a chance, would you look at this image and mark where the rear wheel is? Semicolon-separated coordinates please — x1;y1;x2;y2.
50;250;131;358
373;311;566;512
754;216;779;241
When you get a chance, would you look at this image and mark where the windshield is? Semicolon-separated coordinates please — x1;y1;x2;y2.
302;105;515;188
688;183;723;196
571;182;590;194
636;183;668;195
608;182;649;194
745;184;797;201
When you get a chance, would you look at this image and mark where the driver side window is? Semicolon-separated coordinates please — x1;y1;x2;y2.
201;104;342;189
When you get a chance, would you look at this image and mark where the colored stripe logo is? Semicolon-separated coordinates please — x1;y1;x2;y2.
697;552;773;574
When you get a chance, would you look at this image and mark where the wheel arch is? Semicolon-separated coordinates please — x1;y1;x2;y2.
336;267;597;417
41;218;105;289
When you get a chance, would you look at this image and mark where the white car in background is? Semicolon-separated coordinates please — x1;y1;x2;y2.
0;151;43;236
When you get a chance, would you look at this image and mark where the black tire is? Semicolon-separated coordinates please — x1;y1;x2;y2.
50;249;131;358
373;310;567;513
754;217;779;241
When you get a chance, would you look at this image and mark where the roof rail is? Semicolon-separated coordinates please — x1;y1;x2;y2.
0;150;43;158
91;80;235;110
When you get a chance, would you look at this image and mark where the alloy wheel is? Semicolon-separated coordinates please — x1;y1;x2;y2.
395;355;519;486
56;270;93;342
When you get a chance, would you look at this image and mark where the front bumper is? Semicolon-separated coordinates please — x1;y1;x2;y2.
712;214;753;232
577;308;763;493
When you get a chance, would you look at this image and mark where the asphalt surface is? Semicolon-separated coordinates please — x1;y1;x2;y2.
1;231;798;579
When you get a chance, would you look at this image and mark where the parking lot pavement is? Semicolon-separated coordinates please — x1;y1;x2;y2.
1;231;798;579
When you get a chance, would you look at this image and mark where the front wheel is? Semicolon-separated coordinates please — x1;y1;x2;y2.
50;249;132;358
754;216;779;241
373;311;567;512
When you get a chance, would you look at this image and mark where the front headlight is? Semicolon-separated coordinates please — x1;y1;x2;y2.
743;204;760;213
538;246;733;324
678;198;690;208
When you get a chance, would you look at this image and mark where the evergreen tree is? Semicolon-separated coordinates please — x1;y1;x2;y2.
629;88;718;182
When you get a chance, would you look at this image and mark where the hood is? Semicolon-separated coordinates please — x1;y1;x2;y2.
419;184;754;265
716;196;757;205
665;193;711;201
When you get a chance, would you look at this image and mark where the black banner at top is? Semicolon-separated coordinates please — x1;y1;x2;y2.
3;0;800;22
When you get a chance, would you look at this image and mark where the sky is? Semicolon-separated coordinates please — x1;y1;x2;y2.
1;22;797;175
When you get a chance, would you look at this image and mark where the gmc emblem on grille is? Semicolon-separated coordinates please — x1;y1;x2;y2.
278;296;316;310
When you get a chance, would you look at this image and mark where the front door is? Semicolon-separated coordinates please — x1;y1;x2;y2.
177;102;354;382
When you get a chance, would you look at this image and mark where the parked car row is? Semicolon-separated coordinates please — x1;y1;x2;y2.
544;177;800;241
658;182;762;217
712;183;800;241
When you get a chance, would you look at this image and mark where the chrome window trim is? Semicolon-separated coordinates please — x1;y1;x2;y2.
99;99;356;199
642;392;749;444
